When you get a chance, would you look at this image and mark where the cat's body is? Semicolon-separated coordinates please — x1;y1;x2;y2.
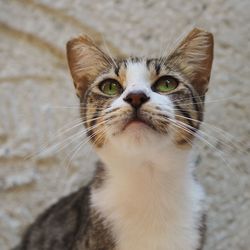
15;28;213;250
16;161;205;250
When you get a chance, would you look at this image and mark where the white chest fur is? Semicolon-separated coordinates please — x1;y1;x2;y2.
91;143;205;250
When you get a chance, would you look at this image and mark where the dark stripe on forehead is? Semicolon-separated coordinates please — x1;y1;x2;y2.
155;62;161;75
146;59;161;75
114;64;120;76
146;59;153;69
123;60;128;68
130;57;140;63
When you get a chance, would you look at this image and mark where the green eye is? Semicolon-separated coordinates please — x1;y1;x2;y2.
154;76;178;93
99;79;122;96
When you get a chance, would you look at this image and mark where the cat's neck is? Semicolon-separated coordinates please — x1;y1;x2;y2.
97;142;192;199
91;142;204;250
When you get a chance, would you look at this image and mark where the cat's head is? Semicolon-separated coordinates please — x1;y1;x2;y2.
66;28;213;154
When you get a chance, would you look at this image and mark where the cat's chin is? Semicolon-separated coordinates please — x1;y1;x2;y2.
101;127;172;160
123;120;152;131
108;122;161;150
120;119;158;140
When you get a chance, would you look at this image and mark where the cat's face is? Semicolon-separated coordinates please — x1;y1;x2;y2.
67;29;213;153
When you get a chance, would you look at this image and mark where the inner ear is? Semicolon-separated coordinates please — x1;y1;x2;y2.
168;28;214;95
66;36;112;98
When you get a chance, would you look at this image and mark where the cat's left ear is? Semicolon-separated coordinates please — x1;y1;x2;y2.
66;36;111;98
169;28;214;95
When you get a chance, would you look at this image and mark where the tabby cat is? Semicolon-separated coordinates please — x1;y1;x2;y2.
15;28;213;250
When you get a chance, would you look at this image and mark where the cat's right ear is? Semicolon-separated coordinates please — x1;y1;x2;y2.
66;36;111;98
168;28;214;95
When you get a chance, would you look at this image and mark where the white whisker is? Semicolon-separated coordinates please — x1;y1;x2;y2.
101;35;118;68
168;118;239;177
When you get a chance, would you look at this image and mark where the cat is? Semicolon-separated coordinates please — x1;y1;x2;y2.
14;28;213;250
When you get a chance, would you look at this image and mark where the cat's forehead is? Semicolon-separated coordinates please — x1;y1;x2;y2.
110;58;164;88
125;60;151;86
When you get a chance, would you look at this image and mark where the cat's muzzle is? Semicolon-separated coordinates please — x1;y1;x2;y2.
122;109;157;132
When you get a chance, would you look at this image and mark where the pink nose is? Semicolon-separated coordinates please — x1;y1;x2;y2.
123;91;150;108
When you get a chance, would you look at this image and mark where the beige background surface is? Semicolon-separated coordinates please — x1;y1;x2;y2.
0;0;250;249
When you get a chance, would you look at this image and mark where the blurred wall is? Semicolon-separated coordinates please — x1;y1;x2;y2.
0;0;249;249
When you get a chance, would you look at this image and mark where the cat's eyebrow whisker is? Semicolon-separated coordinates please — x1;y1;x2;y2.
160;28;192;66
101;35;118;68
158;30;180;65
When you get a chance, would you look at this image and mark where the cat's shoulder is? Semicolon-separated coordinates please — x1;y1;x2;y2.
16;185;91;250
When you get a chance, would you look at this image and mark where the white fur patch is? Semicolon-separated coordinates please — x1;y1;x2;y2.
108;61;173;113
91;61;205;250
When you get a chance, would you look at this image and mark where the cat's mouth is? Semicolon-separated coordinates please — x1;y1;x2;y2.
122;112;157;132
124;118;148;128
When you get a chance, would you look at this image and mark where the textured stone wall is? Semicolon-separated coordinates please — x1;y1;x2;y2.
0;0;249;249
